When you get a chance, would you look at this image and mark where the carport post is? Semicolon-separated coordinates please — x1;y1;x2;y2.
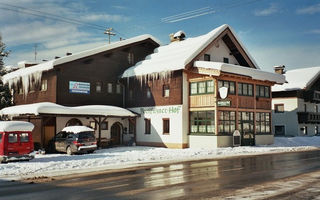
98;116;101;148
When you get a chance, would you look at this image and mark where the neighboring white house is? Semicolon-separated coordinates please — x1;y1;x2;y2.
272;66;320;136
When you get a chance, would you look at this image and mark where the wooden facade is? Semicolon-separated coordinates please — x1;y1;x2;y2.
13;39;159;107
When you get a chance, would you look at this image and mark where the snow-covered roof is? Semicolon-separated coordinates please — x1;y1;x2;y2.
2;34;160;86
272;66;320;92
194;61;286;84
0;102;136;118
122;24;260;78
62;126;94;133
0;121;34;132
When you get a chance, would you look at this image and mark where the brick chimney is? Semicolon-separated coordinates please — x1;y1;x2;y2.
274;65;286;74
169;30;186;42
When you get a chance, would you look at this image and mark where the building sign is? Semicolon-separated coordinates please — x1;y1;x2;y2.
141;106;181;115
217;100;231;107
69;81;90;94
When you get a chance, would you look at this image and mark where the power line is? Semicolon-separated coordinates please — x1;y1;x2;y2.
0;2;129;40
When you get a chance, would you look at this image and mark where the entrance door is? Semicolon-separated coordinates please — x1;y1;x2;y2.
111;123;121;145
44;126;55;149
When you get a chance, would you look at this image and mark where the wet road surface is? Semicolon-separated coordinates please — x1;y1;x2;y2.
1;150;320;200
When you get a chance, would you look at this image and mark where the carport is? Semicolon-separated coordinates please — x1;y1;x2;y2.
0;102;137;149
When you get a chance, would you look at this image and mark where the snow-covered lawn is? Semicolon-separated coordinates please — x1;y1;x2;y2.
1;136;320;181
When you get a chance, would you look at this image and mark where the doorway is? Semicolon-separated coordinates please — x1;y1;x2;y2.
111;123;121;145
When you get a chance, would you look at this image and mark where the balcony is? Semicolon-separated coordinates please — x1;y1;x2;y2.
303;90;320;103
297;112;320;124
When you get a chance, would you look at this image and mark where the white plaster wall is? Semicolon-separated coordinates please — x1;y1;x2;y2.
130;105;183;144
199;39;239;65
272;98;299;136
56;117;130;143
189;135;218;148
189;135;233;148
255;135;274;145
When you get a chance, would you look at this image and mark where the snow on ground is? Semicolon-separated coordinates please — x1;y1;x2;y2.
1;136;320;181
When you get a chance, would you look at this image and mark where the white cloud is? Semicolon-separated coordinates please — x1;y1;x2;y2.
296;3;320;15
81;14;130;23
254;4;279;16
0;1;129;66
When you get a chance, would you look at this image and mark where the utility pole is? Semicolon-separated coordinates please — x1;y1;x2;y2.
104;28;116;44
34;44;38;62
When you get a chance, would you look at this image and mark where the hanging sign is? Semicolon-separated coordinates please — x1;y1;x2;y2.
69;81;90;94
217;100;231;107
219;86;228;99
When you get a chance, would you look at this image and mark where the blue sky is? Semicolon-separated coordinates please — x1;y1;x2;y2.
1;0;320;72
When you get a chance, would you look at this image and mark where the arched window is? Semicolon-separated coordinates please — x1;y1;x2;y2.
66;118;82;127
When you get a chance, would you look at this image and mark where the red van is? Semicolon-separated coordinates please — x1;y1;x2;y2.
0;121;35;163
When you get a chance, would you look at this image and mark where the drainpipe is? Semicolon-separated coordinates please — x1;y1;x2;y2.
98;116;101;148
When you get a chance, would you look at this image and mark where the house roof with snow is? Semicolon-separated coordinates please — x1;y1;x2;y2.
272;66;320;92
0;102;136;119
2;34;160;86
194;61;285;84
122;24;262;79
0;121;34;132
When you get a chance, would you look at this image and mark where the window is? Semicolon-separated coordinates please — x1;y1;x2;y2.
190;80;215;95
128;52;134;65
223;57;229;63
129;89;133;100
129;121;134;134
101;122;108;130
315;105;319;113
256;85;270;98
304;104;307;112
8;133;18;143
218;111;236;134
20;133;29;142
204;54;211;61
146;88;151;98
301;126;308;135
90;121;96;130
190;111;215;134
238;112;254;134
0;134;2;143
163;118;170;134
41;79;48;91
96;81;102;93
116;84;122;94
163;85;170;97
145;118;151;134
256;112;271;134
238;83;253;96
275;104;284;113
275;125;285;136
315;126;319;135
66;118;82;126
107;83;113;93
218;80;235;94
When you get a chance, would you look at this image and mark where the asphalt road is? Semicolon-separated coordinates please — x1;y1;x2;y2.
1;150;320;200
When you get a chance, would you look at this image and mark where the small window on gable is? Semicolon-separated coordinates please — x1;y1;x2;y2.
204;54;211;61
41;79;48;91
129;89;133;100
128;52;134;65
107;83;113;94
163;85;170;97
116;84;122;94
223;57;229;63
96;81;102;93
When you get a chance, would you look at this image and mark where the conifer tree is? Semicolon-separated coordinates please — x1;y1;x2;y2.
0;34;13;109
